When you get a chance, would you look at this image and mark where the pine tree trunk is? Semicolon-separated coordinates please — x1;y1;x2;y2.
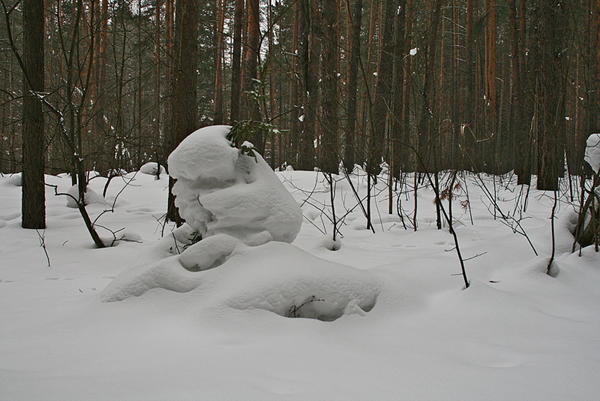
417;0;444;173
243;0;262;149
230;0;244;124
21;0;46;229
167;0;199;224
289;0;300;166
533;0;569;191
370;0;396;176
344;0;363;172
320;0;339;174
213;0;225;125
484;0;497;171
297;0;316;170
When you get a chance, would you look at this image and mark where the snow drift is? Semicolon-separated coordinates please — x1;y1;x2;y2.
101;237;379;321
102;125;379;321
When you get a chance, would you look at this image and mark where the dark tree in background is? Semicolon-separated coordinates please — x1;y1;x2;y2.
21;0;45;229
344;0;363;172
369;0;395;176
2;0;600;230
319;0;339;174
532;0;569;191
167;0;200;224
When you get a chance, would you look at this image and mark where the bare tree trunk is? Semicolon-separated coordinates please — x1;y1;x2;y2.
167;0;199;224
154;0;162;165
369;0;396;176
511;0;529;184
213;0;225;125
464;0;476;170
230;0;244;123
485;0;497;171
391;0;407;176
417;0;444;173
288;0;300;166
21;0;46;229
243;0;262;148
344;0;363;172
320;0;339;174
533;0;569;191
297;0;316;170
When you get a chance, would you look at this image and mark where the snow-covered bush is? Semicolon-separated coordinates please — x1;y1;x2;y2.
168;125;302;244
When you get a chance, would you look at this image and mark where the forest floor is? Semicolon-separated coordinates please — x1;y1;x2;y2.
1;168;599;400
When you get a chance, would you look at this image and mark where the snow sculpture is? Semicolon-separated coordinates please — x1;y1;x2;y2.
168;125;303;244
101;125;379;321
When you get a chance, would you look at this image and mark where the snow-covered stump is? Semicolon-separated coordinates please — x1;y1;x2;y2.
101;125;380;321
168;125;302;244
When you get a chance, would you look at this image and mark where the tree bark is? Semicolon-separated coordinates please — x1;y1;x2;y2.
369;0;396;176
21;0;46;229
167;0;199;224
230;0;244;123
533;0;569;191
213;0;225;125
344;0;363;172
243;0;262;149
297;0;316;170
320;0;339;174
417;0;444;173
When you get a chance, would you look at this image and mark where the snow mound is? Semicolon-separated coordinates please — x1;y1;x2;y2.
207;242;379;321
139;162;166;176
1;173;22;186
101;238;379;321
100;231;143;247
168;125;302;244
315;234;343;251
66;185;106;208
584;133;600;173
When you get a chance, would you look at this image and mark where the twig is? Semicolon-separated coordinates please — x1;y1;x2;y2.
286;296;324;318
36;229;50;267
547;190;558;276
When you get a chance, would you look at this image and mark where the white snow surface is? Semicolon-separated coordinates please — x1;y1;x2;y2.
168;125;302;243
584;133;600;174
1;166;600;400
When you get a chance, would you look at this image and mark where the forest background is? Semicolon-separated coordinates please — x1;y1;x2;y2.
1;0;599;228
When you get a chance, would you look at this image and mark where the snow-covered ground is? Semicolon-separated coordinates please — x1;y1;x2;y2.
1;146;599;399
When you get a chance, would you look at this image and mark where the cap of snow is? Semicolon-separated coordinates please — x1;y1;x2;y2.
168;125;238;182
